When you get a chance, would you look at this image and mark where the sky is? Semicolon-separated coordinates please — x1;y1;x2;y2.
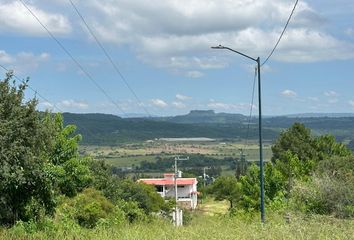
0;0;354;117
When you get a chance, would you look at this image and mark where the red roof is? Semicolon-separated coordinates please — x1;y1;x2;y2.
139;178;197;186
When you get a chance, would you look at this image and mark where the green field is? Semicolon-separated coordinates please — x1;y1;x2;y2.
82;141;273;172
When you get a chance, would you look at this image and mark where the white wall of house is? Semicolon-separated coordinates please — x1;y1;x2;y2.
139;175;198;209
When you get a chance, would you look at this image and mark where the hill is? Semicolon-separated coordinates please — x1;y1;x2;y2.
154;110;247;124
62;112;277;145
62;111;354;146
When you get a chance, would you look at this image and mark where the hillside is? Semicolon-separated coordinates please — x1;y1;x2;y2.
62;111;354;146
62;112;276;145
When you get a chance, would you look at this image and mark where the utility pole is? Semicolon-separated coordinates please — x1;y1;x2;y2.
203;166;210;188
211;45;265;224
174;155;189;226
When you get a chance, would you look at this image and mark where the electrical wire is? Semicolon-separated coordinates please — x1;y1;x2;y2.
243;66;257;150
0;64;98;139
68;0;152;117
0;63;63;112
19;0;126;116
261;0;299;67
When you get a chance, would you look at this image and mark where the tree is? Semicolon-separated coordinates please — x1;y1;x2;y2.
271;123;351;181
209;176;241;209
115;179;166;214
271;123;317;163
238;164;286;211
45;114;92;197
0;72;55;224
314;135;351;161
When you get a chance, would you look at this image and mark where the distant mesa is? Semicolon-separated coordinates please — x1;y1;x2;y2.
157;137;216;142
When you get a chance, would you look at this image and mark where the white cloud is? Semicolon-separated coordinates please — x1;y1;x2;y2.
349;100;354;108
281;89;297;97
0;1;71;36
2;0;353;73
186;70;204;78
0;50;50;74
52;0;353;71
176;94;192;101
38;101;55;111
58;99;89;110
324;90;338;97
172;101;186;109
0;50;13;64
151;99;168;108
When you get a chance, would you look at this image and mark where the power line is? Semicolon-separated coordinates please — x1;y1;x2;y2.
0;63;63;112
68;0;152;117
243;66;257;150
0;64;98;139
261;0;299;67
19;0;126;116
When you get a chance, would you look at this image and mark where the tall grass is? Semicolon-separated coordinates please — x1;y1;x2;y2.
1;213;354;240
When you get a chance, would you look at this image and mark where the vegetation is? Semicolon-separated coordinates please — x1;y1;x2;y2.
1;72;354;239
208;122;354;218
0;74;173;230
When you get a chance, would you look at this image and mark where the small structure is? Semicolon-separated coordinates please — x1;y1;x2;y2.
139;173;198;209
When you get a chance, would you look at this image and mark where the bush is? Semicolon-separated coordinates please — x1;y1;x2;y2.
291;174;354;218
116;200;147;223
59;188;115;228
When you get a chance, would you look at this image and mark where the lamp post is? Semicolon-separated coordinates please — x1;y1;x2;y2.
211;45;265;224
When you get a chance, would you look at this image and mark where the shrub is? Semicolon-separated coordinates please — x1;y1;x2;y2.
116;200;147;223
291;174;354;218
59;188;114;228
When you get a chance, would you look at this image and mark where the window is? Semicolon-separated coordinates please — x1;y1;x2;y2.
155;185;163;192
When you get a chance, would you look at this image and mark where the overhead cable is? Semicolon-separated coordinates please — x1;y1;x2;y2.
68;0;151;117
19;0;126;116
261;0;299;66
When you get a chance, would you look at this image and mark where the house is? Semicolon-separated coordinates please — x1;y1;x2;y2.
138;173;198;209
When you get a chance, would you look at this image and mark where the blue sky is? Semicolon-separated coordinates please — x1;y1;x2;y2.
1;0;354;116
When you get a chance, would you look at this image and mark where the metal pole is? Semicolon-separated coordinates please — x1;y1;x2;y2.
203;167;206;188
257;57;265;224
211;45;265;224
174;157;178;226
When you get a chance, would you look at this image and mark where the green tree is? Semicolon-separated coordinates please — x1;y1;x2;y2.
314;135;351;160
0;72;55;224
209;176;241;209
238;163;286;211
271;123;317;163
45;114;92;197
115;179;166;214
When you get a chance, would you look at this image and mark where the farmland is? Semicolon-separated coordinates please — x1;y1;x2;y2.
80;140;273;175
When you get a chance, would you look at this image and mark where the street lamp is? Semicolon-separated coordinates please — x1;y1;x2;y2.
211;45;265;224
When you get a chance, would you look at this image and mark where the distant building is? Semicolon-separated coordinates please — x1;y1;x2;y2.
138;173;198;209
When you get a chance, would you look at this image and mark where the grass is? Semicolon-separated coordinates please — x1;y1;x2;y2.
103;155;157;167
2;212;354;240
198;197;229;216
